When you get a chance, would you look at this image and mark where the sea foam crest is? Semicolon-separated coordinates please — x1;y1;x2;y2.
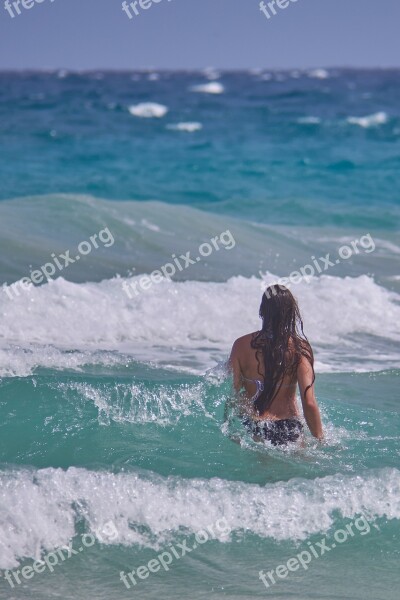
347;111;388;128
1;274;400;376
308;68;329;79
0;466;399;568
190;82;225;94
128;103;168;118
55;379;209;426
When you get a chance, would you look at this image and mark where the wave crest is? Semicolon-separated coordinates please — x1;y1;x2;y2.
0;466;398;569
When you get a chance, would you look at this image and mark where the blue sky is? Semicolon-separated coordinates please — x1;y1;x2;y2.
0;0;399;70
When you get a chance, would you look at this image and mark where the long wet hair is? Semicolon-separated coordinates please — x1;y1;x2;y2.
251;285;315;416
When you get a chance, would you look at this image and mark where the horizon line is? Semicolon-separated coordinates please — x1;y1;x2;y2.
0;65;400;73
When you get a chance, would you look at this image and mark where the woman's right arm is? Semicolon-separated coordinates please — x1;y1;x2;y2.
297;354;324;440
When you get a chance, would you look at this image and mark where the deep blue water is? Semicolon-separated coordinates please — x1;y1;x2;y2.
1;69;400;226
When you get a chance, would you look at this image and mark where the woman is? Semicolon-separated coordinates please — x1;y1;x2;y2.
228;284;323;445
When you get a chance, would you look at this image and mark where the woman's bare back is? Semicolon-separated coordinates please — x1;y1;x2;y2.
230;332;300;421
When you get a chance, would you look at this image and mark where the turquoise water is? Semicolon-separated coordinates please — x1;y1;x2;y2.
0;69;399;600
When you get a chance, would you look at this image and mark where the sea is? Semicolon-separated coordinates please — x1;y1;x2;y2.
0;68;399;600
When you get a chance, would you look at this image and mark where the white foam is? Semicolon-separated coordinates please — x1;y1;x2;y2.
166;122;203;132
347;111;388;128
55;379;210;426
0;466;398;569
308;68;329;79
128;103;168;118
1;274;399;376
190;82;224;94
0;346;128;378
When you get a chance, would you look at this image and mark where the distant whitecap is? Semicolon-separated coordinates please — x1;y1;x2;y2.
166;122;203;133
308;68;329;79
128;103;168;118
347;111;388;128
190;82;225;94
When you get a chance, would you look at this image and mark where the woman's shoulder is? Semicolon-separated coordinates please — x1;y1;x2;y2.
231;333;260;361
233;331;259;347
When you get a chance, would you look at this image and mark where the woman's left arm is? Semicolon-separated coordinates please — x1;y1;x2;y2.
228;340;242;393
224;340;242;423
